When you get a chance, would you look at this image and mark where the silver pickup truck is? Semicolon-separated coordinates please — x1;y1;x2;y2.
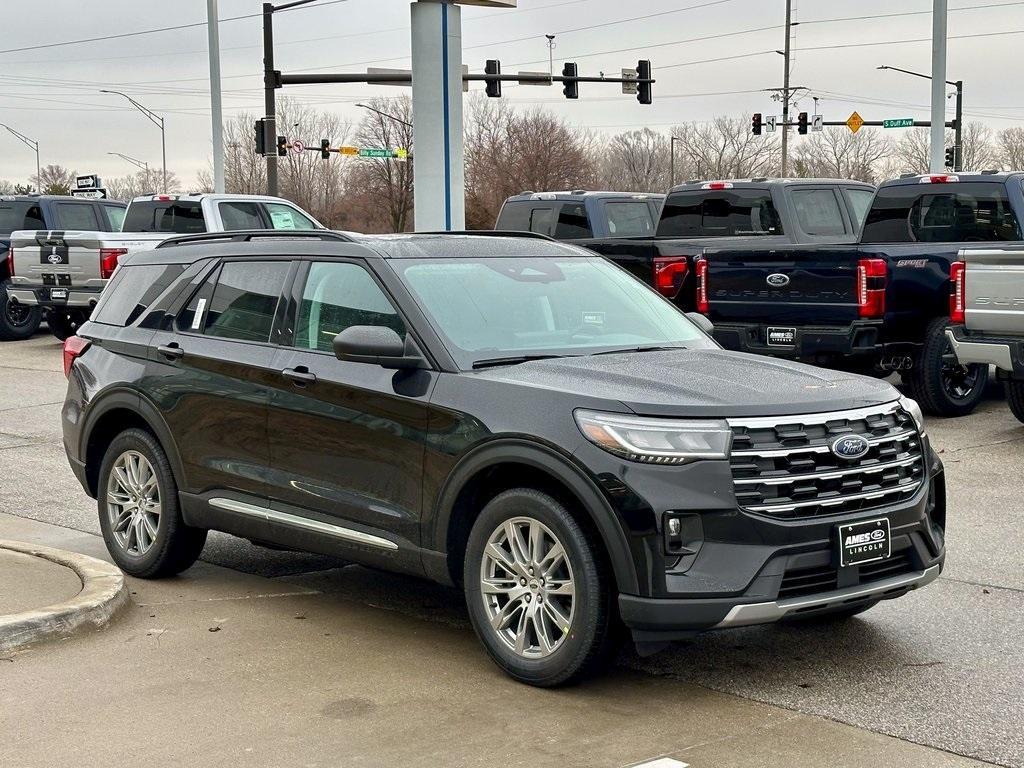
6;193;322;340
947;247;1024;422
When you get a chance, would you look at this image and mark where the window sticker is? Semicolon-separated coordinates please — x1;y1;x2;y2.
191;297;207;330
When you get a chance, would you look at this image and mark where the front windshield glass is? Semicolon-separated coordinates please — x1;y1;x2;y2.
394;256;712;368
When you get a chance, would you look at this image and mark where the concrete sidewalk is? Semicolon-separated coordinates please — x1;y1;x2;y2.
0;512;998;768
0;548;81;615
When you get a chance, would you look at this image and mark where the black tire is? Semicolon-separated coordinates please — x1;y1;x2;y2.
97;428;207;578
0;280;41;341
784;599;879;624
46;310;83;342
463;489;619;687
1008;381;1024;424
906;317;988;417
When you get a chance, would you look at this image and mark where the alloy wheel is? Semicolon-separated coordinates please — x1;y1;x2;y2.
940;349;983;401
106;450;161;556
3;298;32;329
479;516;576;659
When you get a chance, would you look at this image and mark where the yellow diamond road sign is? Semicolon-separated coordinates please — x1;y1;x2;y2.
846;111;865;134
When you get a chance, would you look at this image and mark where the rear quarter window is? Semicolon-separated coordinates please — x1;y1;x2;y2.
790;189;848;237
91;264;186;327
553;203;593;239
604;201;656;236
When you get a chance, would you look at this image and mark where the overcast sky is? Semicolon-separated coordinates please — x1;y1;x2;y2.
1;0;1022;187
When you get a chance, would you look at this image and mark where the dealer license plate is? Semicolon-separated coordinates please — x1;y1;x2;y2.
766;326;796;346
838;517;891;567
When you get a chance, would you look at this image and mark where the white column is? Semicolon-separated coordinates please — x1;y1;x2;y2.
930;0;948;173
411;1;465;230
208;0;225;193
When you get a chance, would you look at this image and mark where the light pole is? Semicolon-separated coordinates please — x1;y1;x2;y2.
107;152;149;174
670;136;681;188
100;90;167;192
878;64;962;171
355;102;413;128
1;123;40;189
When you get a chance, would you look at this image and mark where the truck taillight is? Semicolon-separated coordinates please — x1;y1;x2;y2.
6;244;13;277
696;257;710;314
99;248;127;279
857;258;886;318
62;335;91;378
653;256;688;299
950;261;966;323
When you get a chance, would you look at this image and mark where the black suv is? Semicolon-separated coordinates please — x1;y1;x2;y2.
62;231;946;686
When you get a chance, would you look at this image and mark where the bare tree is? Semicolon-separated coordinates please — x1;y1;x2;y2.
345;95;414;233
599;128;672;192
670;117;781;180
997;127;1024;171
31;164;77;195
883;123;999;176
791;127;891;182
106;169;182;201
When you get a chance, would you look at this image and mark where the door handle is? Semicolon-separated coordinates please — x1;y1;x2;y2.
282;367;317;386
157;343;184;360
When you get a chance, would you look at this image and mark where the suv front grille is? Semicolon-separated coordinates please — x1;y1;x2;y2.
728;404;924;519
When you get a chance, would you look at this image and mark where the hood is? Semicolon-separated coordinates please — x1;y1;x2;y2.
471;348;898;418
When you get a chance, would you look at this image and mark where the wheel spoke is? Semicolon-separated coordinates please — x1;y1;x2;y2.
481;576;521;595
505;521;531;567
545;577;573;596
141;513;159;541
513;608;531;655
113;507;135;533
538;542;565;577
528;521;544;564
542;599;571;633
490;595;524;632
485;542;518;576
532;610;554;655
112;466;133;496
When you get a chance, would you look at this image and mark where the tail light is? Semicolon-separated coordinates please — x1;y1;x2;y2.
857;258;886;318
950;261;966;323
62;335;91;378
652;256;688;299
6;244;13;277
919;174;959;184
696;257;710;314
99;248;127;279
701;181;734;190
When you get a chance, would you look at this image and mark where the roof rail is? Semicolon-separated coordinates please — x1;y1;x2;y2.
415;229;557;242
155;230;355;249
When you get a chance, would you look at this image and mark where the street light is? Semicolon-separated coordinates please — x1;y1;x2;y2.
878;65;963;171
1;123;40;189
355;102;414;128
107;152;149;174
100;90;167;192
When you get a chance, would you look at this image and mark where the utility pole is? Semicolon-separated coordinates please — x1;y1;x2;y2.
207;0;225;193
930;0;948;173
780;0;793;176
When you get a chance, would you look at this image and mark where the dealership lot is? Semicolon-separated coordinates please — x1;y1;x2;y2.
2;333;1023;767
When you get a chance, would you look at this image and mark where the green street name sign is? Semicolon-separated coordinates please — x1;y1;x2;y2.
359;148;396;158
883;118;915;128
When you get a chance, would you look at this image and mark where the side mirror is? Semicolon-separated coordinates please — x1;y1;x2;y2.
686;312;714;335
333;326;424;369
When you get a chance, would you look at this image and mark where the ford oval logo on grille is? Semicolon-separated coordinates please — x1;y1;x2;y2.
831;434;870;460
767;273;790;287
47;252;62;264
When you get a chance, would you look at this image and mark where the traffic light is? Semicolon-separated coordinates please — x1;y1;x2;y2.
797;112;809;135
320;139;331;160
562;62;578;99
254;119;267;156
485;59;505;98
945;146;956;169
276;136;288;157
636;60;652;105
752;113;762;136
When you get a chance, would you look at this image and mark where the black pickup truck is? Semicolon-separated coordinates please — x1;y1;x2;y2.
495;181;874;309
700;172;1024;416
0;195;126;340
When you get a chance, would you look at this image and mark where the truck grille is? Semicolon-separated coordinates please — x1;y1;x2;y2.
728;404;924;519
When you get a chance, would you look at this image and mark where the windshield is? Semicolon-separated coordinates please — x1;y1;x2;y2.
394;256;712;369
657;189;783;237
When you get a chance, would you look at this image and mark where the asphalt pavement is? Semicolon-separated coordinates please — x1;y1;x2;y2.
1;332;1022;766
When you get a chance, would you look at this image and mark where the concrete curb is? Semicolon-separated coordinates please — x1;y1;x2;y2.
0;539;129;653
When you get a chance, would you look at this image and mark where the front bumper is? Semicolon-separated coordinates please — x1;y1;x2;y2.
946;324;1024;378
7;284;102;310
712;320;885;360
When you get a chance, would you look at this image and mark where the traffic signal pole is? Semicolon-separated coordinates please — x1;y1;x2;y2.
263;2;278;196
953;79;963;171
930;0;948;173
780;0;793;176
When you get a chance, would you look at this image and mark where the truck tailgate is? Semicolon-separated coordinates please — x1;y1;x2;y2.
963;247;1024;334
703;245;865;326
11;230;107;288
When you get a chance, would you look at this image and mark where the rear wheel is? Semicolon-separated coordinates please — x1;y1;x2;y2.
46;309;84;341
0;281;41;341
1007;380;1024;424
463;489;619;687
906;317;988;417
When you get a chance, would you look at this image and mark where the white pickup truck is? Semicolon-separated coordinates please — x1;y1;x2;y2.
6;193;322;339
947;247;1024;422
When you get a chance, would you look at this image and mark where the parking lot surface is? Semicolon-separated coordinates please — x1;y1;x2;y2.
2;333;1022;766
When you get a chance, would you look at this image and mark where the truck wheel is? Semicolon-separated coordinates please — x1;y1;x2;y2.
47;310;82;341
1007;381;1024;424
97;428;207;578
463;489;619;687
0;281;41;341
907;317;988;417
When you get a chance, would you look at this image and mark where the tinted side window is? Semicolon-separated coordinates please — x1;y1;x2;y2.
553;203;593;238
846;188;874;230
295;262;405;353
861;183;1021;243
91;264;186;327
55;203;99;230
604;201;655;236
102;204;126;231
0;202;44;234
791;189;847;236
219;201;265;231
123;202;206;233
658;190;784;236
203;261;289;343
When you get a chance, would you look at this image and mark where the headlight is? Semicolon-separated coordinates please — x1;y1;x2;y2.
899;395;926;435
574;409;731;464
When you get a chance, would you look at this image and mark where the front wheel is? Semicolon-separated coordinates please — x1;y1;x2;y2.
906;317;988;417
1007;381;1024;424
463;489;618;687
0;281;41;341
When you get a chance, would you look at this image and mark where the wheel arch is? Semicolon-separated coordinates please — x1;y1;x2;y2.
430;440;639;595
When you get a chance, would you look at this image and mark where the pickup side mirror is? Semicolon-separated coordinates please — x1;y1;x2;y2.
333;326;425;370
686;312;714;335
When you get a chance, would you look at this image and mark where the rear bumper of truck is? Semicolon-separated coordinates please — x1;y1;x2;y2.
947;325;1024;378
6;284;103;311
713;320;886;360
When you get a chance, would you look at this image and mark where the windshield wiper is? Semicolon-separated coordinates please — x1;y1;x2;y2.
590;345;687;356
472;354;567;369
